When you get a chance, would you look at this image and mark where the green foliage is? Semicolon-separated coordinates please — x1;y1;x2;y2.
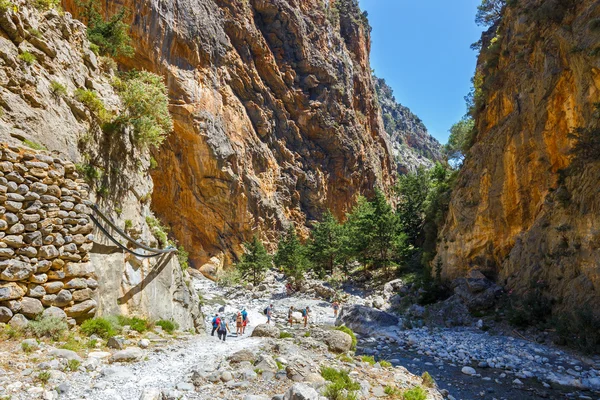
402;387;427;400
23;139;46;151
76;162;101;182
80;317;117;339
274;225;308;284
86;338;98;348
307;211;344;276
554;310;600;354
124;219;133;230
155;319;178;334
18;51;36;65
380;360;392;368
217;268;242;287
276;360;284;370
0;0;13;12
335;325;356;350
113;70;173;148
421;371;436;388
21;341;34;353
33;0;60;11
445;117;475;166
117;315;151;333
27;316;68;340
338;354;353;363
531;0;577;25
321;367;360;400
236;235;272;286
78;0;134;58
395;168;430;246
360;355;375;365
177;245;189;271
28;28;42;38
475;0;505;27
50;80;67;97
74;88;112;123
279;332;293;339
149;156;158;169
384;386;402;397
66;359;80;371
506;281;553;328
36;371;51;385
145;216;169;247
3;326;23;339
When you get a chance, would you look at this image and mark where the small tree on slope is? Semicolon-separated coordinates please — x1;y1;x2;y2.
237;236;271;286
274;225;308;285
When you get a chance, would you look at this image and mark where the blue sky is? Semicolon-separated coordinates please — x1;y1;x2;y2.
359;0;483;144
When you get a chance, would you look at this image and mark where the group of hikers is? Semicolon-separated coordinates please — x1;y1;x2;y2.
210;307;249;341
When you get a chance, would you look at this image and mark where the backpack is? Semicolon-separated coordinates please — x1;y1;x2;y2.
301;309;307;317
218;319;226;331
241;310;248;321
212;317;220;327
264;307;269;315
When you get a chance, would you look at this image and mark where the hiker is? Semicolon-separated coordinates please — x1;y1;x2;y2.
285;282;293;296
287;306;295;327
302;306;310;328
241;308;248;334
236;312;243;335
265;304;273;324
211;313;220;337
217;316;230;341
332;301;340;317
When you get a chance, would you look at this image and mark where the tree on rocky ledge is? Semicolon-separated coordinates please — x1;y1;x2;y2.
237;236;271;286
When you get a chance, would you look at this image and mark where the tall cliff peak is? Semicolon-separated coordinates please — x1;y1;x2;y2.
374;76;443;174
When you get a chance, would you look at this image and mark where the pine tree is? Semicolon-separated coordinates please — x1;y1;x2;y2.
274;226;307;285
344;195;375;268
395;167;431;246
307;211;343;276
369;189;400;271
236;235;271;286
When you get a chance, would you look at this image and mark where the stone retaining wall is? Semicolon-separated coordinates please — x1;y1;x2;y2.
0;145;96;327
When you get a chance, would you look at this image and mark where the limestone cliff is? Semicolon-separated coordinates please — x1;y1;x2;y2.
374;76;443;174
0;1;202;330
436;0;600;314
61;0;394;271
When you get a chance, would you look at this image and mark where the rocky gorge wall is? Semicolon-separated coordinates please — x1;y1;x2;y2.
61;0;395;272
436;0;600;315
0;1;202;331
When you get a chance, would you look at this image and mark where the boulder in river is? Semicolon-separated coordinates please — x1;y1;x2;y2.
336;305;399;335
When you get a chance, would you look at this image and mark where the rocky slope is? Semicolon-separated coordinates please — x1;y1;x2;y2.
0;1;202;330
436;0;600;315
61;0;395;271
374;76;443;174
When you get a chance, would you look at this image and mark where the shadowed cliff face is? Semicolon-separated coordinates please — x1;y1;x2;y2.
436;0;600;314
63;0;394;270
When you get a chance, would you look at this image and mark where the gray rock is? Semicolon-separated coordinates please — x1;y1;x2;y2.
0;306;13;322
20;297;43;318
42;306;67;321
0;259;35;281
27;285;46;298
251;323;280;338
255;354;279;372
53;289;73;307
221;371;233;382
109;347;144;363
21;338;39;351
283;383;319;400
175;382;194;391
9;313;29;329
100;366;136;382
139;388;162;400
0;282;25;301
336;305;399;335
107;336;126;350
461;366;476;376
49;348;82;362
228;349;257;364
43;281;64;294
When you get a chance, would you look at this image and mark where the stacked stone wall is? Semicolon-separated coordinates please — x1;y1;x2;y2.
0;145;96;327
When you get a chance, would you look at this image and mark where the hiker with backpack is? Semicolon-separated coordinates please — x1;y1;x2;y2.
302;306;310;328
236;312;243;336
332;301;340;317
264;304;273;324
287;306;295;327
217;317;230;341
211;313;220;336
241;308;248;334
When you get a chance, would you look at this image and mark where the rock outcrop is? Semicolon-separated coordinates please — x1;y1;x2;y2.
436;0;600;315
0;1;202;330
62;0;395;269
374;76;443;174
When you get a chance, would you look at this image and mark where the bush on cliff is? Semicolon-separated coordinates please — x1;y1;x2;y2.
77;0;134;58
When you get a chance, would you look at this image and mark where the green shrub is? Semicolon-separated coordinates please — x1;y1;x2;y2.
217;268;242;287
177;245;189;271
28;28;42;38
113;70;173;148
50;80;67;97
23;139;46;151
37;371;51;385
402;386;427;400
276;360;284;370
149;156;158;169
74;88;111;123
335;325;356;350
555;309;600;354
33;0;60;11
80;2;134;58
360;355;375;365
303;331;311;337
421;371;435;388
19;51;36;64
146;216;169;247
124;219;133;230
0;0;13;12
117;316;151;333
337;354;353;363
21;341;35;353
380;360;392;368
321;367;360;400
76;162;101;182
86;338;98;348
384;386;402;397
80;317;117;339
155;319;178;334
66;359;80;371
279;332;293;339
60;334;84;352
3;325;23;339
27;316;67;340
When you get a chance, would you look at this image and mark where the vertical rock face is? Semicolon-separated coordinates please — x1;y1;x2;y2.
437;0;600;314
62;0;394;268
374;76;443;174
